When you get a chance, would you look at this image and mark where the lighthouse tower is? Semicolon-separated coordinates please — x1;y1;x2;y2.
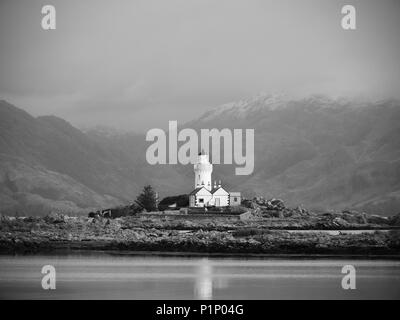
194;150;213;191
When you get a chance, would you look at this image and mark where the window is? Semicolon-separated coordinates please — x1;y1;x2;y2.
199;198;204;203
234;197;238;202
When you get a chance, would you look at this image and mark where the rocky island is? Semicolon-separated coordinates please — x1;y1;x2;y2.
1;199;400;257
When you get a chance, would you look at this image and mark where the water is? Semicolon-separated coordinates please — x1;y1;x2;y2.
0;253;399;299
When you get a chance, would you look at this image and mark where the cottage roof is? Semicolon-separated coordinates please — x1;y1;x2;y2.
189;186;211;195
211;186;229;194
229;192;241;196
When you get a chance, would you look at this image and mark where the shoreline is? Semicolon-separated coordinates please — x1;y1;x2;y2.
2;248;400;260
2;238;400;257
1;214;400;257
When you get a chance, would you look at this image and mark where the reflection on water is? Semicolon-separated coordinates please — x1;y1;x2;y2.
194;258;229;299
0;254;399;299
194;258;213;299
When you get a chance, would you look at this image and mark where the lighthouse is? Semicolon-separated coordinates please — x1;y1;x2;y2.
189;150;241;208
194;150;213;191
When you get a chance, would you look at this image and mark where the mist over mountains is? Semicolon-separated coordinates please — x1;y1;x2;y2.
0;94;399;216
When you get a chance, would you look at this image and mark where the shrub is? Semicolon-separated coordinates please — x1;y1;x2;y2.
158;194;189;211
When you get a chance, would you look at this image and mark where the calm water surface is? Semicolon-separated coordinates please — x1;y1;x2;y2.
0;253;399;299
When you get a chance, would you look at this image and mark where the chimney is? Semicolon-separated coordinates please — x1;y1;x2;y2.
218;180;221;187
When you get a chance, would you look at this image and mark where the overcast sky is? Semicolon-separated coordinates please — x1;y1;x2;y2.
1;0;399;132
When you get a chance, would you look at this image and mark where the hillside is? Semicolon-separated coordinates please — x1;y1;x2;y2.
186;94;400;214
1;95;400;216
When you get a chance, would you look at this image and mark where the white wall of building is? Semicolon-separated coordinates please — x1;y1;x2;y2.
193;188;213;207
209;188;230;207
194;154;213;191
229;192;241;206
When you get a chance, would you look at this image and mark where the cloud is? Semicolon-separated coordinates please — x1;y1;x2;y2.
1;0;400;131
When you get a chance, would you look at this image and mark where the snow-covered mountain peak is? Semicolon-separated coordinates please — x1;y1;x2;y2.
200;92;292;121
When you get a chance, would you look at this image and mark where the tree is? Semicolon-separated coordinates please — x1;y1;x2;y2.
136;185;158;212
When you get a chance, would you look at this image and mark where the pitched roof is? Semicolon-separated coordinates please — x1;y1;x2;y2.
211;186;229;194
189;186;211;195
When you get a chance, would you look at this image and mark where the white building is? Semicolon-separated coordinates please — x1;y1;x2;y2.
189;151;241;207
194;151;213;190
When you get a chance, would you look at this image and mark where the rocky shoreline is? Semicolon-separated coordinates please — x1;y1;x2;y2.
1;211;400;256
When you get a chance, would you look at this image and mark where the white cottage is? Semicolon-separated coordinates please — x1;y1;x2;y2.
210;185;229;207
189;186;212;207
189;151;241;208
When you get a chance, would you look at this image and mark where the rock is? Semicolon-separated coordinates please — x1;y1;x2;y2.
259;210;275;218
44;212;67;224
246;197;285;211
296;206;310;216
332;217;350;228
0;215;12;222
367;215;389;225
389;213;400;226
265;198;285;211
242;199;259;209
254;196;266;205
342;210;368;224
252;208;263;216
282;207;309;218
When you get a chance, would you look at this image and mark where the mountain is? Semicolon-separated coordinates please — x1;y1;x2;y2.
0;100;187;216
186;93;400;215
1;94;400;216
